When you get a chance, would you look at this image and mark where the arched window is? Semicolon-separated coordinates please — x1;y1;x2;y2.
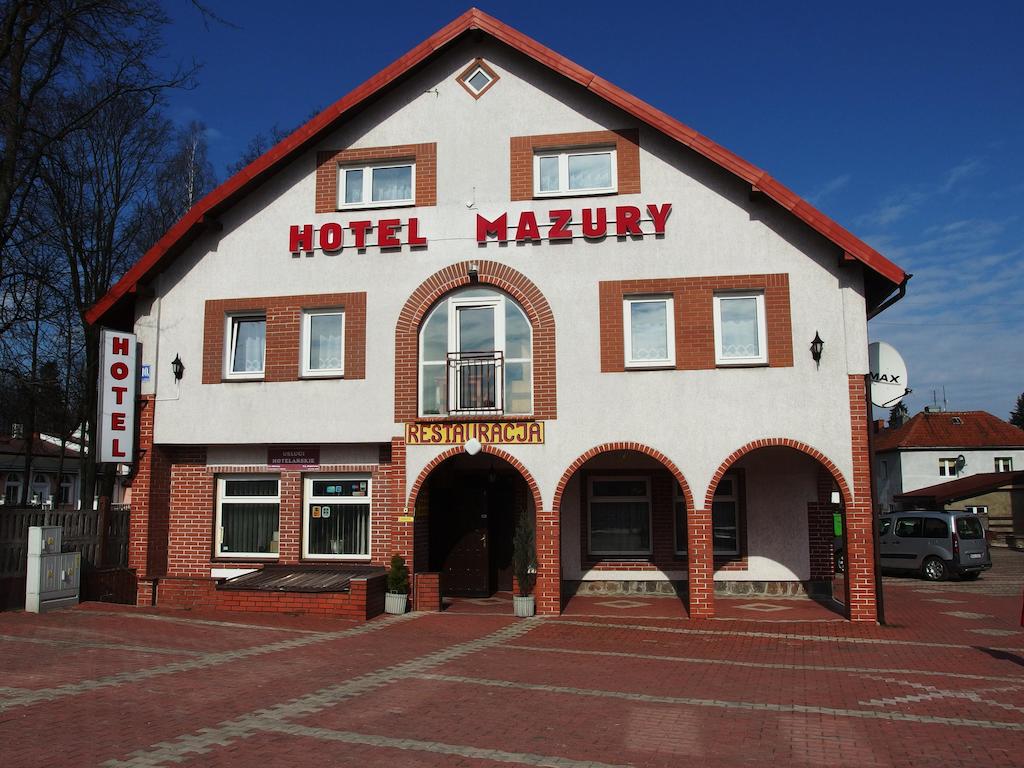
419;287;532;416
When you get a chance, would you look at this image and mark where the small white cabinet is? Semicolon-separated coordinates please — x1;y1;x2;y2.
26;526;81;613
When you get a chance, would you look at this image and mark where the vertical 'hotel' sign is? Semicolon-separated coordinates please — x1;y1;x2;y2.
97;329;137;463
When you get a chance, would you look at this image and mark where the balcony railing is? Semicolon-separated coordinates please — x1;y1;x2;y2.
447;351;503;414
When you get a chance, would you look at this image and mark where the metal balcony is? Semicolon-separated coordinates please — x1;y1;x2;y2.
447;351;503;414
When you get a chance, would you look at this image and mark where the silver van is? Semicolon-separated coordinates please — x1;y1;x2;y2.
878;511;991;581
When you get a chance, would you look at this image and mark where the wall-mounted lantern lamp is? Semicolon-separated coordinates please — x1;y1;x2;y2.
810;332;824;368
171;354;185;381
467;262;479;282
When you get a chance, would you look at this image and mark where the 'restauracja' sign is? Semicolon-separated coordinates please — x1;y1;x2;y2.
288;203;671;254
406;421;544;446
96;329;137;463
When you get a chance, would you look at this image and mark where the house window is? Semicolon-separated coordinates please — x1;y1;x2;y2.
302;309;344;377
59;474;76;505
588;476;651;556
303;476;371;559
714;292;767;365
534;148;616;196
227;315;266;378
339;161;414;208
674;474;740;555
938;458;958;477
419;288;532;416
3;474;22;505
458;58;499;98
995;457;1013;472
215;476;279;558
624;296;674;368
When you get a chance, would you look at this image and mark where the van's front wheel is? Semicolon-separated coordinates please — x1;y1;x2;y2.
922;556;948;582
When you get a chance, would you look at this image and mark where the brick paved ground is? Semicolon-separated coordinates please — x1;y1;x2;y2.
1;550;1022;768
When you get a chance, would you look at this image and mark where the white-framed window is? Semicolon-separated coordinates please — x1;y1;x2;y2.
674;473;740;556
215;476;280;559
59;473;76;505
338;161;414;208
419;287;532;416
3;473;23;505
588;476;651;556
964;505;988;515
624;296;675;368
534;147;616;197
303;476;371;559
938;457;958;477
713;291;767;365
301;309;344;377
995;457;1013;472
464;66;493;93
226;315;266;379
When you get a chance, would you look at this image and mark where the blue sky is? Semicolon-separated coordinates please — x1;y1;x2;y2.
161;1;1023;421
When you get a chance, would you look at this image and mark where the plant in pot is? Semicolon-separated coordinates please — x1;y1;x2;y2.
512;512;537;617
385;554;410;615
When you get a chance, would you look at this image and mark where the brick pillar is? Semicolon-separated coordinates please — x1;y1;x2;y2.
129;395;172;605
846;375;878;623
535;509;561;615
687;507;715;618
807;467;838;580
278;470;302;563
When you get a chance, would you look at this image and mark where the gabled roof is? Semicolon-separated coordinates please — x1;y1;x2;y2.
874;410;1024;452
895;470;1024;505
85;7;907;327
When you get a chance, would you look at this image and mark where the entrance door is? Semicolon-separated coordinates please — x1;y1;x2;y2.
438;485;490;596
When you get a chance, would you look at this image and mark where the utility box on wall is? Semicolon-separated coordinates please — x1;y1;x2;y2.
26;526;80;613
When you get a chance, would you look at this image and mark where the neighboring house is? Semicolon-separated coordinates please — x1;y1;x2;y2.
85;9;908;623
0;435;81;508
873;409;1024;513
894;471;1024;547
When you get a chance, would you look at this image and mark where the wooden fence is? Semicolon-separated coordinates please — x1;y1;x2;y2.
0;505;129;577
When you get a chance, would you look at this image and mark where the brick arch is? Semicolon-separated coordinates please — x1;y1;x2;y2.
394;261;556;422
552;442;695;513
407;445;544;513
704;439;852;510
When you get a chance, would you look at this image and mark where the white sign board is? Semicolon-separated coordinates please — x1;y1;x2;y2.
97;329;137;463
868;341;909;408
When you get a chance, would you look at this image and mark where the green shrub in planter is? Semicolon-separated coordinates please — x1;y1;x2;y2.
512;512;537;615
387;554;409;594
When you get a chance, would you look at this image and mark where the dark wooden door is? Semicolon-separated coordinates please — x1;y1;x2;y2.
440;485;490;596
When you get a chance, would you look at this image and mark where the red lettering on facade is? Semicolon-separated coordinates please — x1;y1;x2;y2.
548;209;573;240
582;208;607;238
349;220;372;249
407;217;427;246
616;206;642;236
476;213;508;242
647;203;672;234
289;224;314;253
515;211;541;242
377;219;401;248
112;336;130;356
319;222;344;252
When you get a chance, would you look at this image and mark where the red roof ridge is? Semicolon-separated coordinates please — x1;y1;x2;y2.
85;7;907;326
874;409;1024;452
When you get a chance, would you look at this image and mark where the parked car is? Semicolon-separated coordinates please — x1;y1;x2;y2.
878;511;991;581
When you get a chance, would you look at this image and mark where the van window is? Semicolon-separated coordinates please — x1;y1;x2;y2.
955;517;984;540
894;517;923;538
878;518;892;536
923;518;949;538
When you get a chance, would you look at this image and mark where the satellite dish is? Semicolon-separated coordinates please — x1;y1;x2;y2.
868;341;909;408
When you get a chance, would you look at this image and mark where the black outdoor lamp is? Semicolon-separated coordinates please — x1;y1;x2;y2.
171;354;185;381
810;332;824;368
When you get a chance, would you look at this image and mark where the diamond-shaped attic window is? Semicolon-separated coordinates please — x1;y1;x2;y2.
457;59;499;99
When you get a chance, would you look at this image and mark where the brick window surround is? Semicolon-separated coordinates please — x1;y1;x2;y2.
202;293;366;384
315;143;437;214
599;273;793;372
510;128;640;201
456;57;500;99
394;261;556;422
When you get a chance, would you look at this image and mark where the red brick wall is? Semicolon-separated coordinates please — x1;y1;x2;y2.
315;143;436;213
510;129;640;201
202;293;366;384
599;274;793;372
394;261;557;422
846;374;878;622
807;466;839;580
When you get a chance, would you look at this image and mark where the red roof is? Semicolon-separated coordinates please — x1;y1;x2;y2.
874;411;1024;452
85;7;907;327
895;471;1024;505
0;437;81;460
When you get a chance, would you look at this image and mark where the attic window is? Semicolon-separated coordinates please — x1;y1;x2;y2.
457;58;499;99
951;416;963;425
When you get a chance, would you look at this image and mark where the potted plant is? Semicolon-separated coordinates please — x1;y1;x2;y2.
385;554;410;615
512;512;537;617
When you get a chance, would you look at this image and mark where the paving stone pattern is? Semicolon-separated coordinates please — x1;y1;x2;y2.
0;550;1022;767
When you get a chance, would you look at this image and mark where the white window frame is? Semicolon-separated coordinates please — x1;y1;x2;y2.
623;295;675;369
301;309;345;377
3;473;23;505
417;289;533;417
215;475;280;560
994;457;1013;472
337;161;415;209
463;66;493;94
302;475;372;561
674;473;740;556
225;314;266;380
59;473;76;506
938;457;958;477
713;291;768;366
587;475;653;557
533;147;617;197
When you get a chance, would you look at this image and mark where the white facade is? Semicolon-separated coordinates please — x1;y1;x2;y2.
876;447;1024;511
